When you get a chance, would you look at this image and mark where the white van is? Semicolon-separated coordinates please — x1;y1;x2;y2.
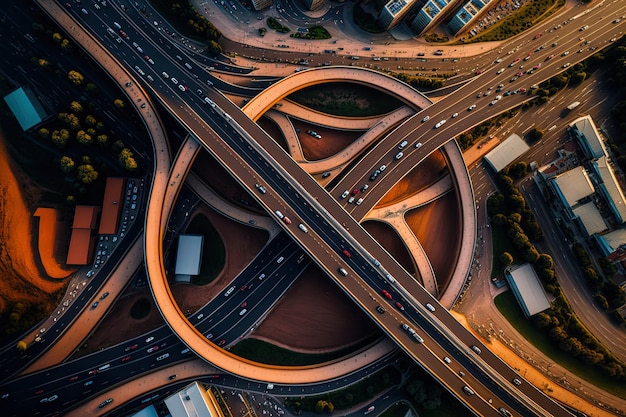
146;75;154;82
98;364;111;371
113;22;122;30
395;152;404;160
426;303;435;312
463;386;475;396
385;274;395;283
275;210;284;219
298;224;308;233
239;308;247;316
184;63;193;70
470;345;481;354
276;256;284;264
398;140;408;150
338;267;348;276
224;286;235;297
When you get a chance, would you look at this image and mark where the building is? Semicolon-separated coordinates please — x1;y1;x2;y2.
483;133;530;172
448;0;492;35
589;156;626;225
595;228;626;259
164;382;224;417
300;0;326;11
250;0;271;11
66;206;100;265
98;177;125;235
549;166;595;217
410;0;454;34
505;263;551;318
3;86;50;131
569;115;606;160
175;235;204;282
379;0;417;30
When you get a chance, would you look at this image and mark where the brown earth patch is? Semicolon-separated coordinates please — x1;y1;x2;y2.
362;220;415;275
33;208;76;279
405;191;460;294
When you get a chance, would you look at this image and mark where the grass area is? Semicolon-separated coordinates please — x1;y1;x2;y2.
229;337;377;366
287;83;404;117
490;225;524;280
494;291;626;398
186;214;225;285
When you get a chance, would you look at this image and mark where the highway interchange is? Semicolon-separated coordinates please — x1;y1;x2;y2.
1;0;625;416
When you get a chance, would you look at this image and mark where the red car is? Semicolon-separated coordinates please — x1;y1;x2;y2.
88;370;98;375
218;339;226;346
381;289;392;300
69;376;79;381
35;389;45;395
241;302;247;308
351;189;359;195
342;249;351;258
125;344;138;352
395;301;405;311
283;217;292;225
121;355;132;362
240;285;248;292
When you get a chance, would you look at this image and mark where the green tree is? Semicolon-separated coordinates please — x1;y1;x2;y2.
51;129;70;147
68;70;84;85
70;101;83;113
60;156;75;173
96;134;109;147
76;130;93;145
114;98;125;109
85;83;98;94
77;164;98;184
119;148;138;171
38;128;50;139
314;401;326;414
499;252;514;266
536;254;554;270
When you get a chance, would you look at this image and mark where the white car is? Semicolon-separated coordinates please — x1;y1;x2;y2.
421;115;430;123
395;152;403;160
341;190;349;199
146;336;154;343
496;68;505;74
468;104;476;111
356;198;363;205
178;84;186;92
415;142;423;148
435;119;447;128
451;112;458;118
171;78;178;85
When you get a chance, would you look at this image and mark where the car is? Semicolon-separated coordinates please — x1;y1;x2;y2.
258;273;265;280
225;286;235;296
100;292;109;300
298;223;308;233
470;345;481;354
322;171;331;178
98;398;113;408
156;353;170;361
379;165;387;171
239;308;247;316
342;249;352;258
197;313;204;319
360;185;369;192
218;339;226;346
451;112;458;118
282;217;291;225
351;189;359;196
513;378;522;385
275;210;284;219
341;190;349;199
356;198;363;205
463;386;475;396
494;58;502;63
169;374;178;380
146;336;154;343
395;301;405;311
348;196;355;204
545;54;554;61
147;345;159;353
240;285;248;292
434;119;446;128
614;18;622;23
489;100;497;106
369;171;380;181
426;303;436;312
498;408;512;417
518;87;527;93
91;301;99;310
171;77;178;85
562;51;570;56
88;370;98;375
398;140;408;149
381;289;392;300
421;116;430;123
276;256;284;264
468;104;476;111
562;62;571;68
552;42;558;47
178;84;186;92
394;152;403;160
121;355;131;362
376;305;385;314
84;380;94;386
40;397;48;403
476;92;482;98
181;348;191;354
443;356;451;364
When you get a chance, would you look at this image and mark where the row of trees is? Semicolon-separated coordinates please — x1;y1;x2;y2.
395;73;445;90
488;171;626;380
571;244;626;325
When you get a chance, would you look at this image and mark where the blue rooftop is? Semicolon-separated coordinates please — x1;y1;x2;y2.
3;87;48;131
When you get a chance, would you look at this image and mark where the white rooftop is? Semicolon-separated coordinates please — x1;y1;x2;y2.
506;263;551;317
572;201;607;235
594;156;626;224
165;382;218;417
552;166;595;207
483;133;530;172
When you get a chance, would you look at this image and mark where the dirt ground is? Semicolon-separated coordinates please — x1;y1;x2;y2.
0;128;70;319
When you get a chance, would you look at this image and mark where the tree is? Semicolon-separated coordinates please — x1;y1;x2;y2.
499;252;513;266
70;101;83;113
96;134;109;147
68;70;84;86
549;326;568;342
61;39;71;50
85;83;98;94
38;128;50;139
76;130;93;145
77;164;98;184
37;58;50;69
60;156;75;173
51;129;70;147
114;98;125;109
85;114;97;125
527;127;545;142
52;32;62;43
533;312;553;328
536;254;554;270
314;401;326;414
58;112;80;130
523;246;540;263
119;148;138;171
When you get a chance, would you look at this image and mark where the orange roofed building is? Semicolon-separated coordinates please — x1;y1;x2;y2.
99;177;125;235
66;205;100;265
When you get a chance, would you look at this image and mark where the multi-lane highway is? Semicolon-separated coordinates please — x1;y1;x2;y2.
4;0;625;415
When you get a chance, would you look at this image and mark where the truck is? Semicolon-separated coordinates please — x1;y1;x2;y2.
566;101;580;111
